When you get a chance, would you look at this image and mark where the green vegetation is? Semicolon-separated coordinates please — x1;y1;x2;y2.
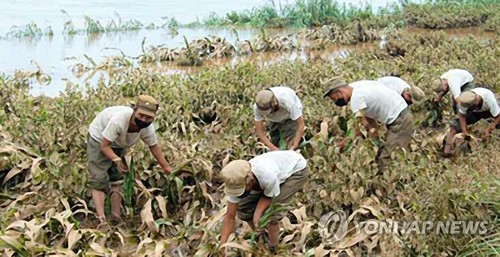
200;0;499;29
83;13;143;34
203;0;383;28
0;30;498;256
4;22;45;39
2;0;498;40
0;0;498;256
2;11;179;40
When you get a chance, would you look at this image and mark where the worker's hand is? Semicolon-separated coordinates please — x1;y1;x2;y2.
269;145;280;151
114;159;128;174
337;138;347;150
481;130;490;141
355;128;363;137
162;165;173;174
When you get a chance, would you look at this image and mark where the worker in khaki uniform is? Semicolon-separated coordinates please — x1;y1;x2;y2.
376;76;425;105
219;150;308;256
87;95;173;223
433;69;475;113
444;88;500;156
323;78;415;172
254;86;304;151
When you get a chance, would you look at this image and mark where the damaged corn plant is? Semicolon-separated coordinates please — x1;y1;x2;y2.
135;25;398;67
1;21;499;257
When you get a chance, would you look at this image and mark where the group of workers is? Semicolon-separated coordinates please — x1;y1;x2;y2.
86;68;498;254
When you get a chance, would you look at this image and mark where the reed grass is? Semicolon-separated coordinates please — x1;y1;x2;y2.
201;0;499;29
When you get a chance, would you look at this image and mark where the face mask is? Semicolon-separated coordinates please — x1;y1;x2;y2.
135;117;152;129
237;188;251;199
334;98;348;107
470;104;481;111
405;99;413;105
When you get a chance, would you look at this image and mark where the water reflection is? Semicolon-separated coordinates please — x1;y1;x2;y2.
0;0;493;97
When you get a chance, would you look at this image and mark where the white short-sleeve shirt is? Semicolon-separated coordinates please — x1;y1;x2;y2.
458;88;500;117
227;150;307;204
253;87;303;123
441;69;474;99
376;76;411;95
88;106;158;148
349;80;408;125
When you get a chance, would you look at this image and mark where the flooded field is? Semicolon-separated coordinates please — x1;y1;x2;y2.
0;0;426;96
3;26;494;97
1;0;499;256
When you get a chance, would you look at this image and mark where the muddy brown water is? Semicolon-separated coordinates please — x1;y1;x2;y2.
1;0;494;97
121;27;496;79
7;28;495;97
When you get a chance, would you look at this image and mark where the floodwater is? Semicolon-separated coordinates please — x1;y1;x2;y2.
0;0;488;97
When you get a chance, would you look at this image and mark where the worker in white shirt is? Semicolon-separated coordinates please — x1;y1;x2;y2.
376;76;425;105
253;86;305;151
87;95;173;224
433;69;475;113
323;78;416;172
444;88;500;156
219;150;309;255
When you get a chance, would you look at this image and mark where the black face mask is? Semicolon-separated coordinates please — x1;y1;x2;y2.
238;189;251;199
469;104;481;111
135;117;152;129
334;98;348;107
405;99;413;105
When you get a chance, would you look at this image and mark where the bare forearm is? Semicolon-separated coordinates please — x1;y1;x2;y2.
293;126;304;145
487;116;500;131
257;131;275;148
221;215;235;245
291;119;304;148
460;115;468;134
101;145;120;161
256;122;277;149
436;91;446;102
252;197;272;228
150;144;170;169
362;117;370;132
365;117;378;138
354;116;367;138
355;120;361;136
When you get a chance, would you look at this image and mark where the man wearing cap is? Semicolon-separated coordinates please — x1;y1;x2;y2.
323;78;415;172
444;88;500;156
433;69;475;113
254;86;304;151
219;150;308;255
376;76;425;105
87;95;173;223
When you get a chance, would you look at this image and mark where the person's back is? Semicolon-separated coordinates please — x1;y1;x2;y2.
253;86;302;123
440;69;474;99
253;86;305;151
219;150;309;254
376;76;410;95
460;87;500;116
249;150;307;187
350;81;408;125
